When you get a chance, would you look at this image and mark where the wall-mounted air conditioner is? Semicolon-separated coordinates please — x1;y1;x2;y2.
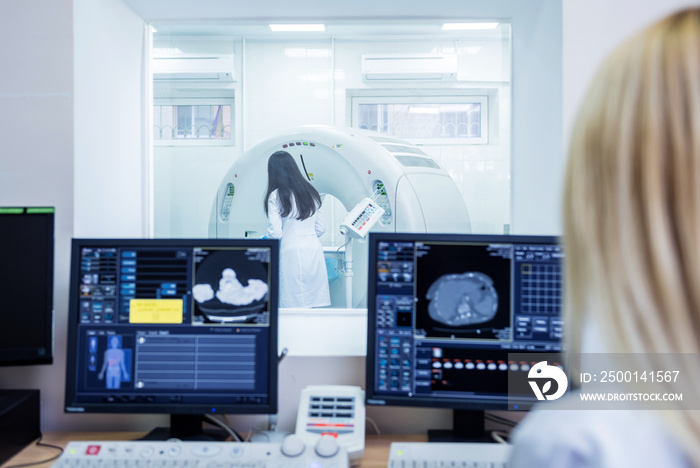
361;53;458;82
153;54;235;82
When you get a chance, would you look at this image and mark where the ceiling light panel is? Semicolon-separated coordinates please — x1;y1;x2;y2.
269;24;326;32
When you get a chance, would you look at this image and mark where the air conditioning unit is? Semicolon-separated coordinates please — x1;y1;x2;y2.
361;53;458;82
153;54;235;82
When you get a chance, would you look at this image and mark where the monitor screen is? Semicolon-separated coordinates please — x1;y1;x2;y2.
65;238;279;438
365;233;564;440
0;207;54;366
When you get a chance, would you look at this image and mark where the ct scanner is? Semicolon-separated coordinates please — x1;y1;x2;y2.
209;125;471;307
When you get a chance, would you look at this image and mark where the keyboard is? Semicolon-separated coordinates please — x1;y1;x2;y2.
388;442;511;468
51;437;349;468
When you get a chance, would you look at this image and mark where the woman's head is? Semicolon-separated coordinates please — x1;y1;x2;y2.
564;7;700;458
267;151;301;184
264;151;322;220
565;7;700;354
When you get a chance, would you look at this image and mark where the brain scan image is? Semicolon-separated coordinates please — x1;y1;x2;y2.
425;272;498;326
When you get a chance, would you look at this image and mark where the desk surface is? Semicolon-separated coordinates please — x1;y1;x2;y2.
4;432;427;468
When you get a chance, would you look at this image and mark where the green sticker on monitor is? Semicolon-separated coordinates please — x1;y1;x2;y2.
0;207;25;214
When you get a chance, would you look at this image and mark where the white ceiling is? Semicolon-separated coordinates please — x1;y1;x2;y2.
120;0;530;39
150;22;510;41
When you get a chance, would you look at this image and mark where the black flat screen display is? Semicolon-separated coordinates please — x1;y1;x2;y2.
64;238;279;418
366;233;564;411
0;207;54;366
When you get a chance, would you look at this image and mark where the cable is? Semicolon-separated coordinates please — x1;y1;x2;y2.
278;347;289;365
485;413;517;428
268;413;278;431
5;433;63;468
223;414;232;427
336;237;351;270
203;414;243;442
365;416;381;435
490;430;510;445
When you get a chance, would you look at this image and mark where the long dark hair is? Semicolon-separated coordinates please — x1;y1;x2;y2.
264;151;322;220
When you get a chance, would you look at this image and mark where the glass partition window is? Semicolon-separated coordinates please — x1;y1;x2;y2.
154;99;234;145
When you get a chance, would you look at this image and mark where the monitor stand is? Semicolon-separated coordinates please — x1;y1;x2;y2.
141;414;228;441
427;409;493;443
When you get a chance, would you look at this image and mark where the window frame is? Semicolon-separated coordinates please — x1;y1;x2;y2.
153;97;235;147
348;90;489;145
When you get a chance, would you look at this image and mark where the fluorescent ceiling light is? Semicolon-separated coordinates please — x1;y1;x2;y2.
442;22;499;31
269;24;326;32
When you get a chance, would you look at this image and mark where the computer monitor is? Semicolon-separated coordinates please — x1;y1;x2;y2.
64;238;279;439
0;207;54;366
365;233;564;441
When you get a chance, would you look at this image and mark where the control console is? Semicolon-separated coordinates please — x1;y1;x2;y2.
51;436;349;468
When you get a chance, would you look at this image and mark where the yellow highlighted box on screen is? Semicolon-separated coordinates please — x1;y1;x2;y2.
129;299;183;324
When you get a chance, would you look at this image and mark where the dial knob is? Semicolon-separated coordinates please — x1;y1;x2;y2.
281;434;305;457
315;435;340;458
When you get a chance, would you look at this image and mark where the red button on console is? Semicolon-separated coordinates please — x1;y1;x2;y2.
86;445;101;456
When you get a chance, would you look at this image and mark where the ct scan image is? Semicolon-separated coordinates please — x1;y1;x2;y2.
426;271;498;326
414;243;511;340
192;249;269;324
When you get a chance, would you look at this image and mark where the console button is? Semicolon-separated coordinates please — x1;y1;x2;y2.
315;436;340;458
281;435;305;457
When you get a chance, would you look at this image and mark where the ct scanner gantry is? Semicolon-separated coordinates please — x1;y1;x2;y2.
209;125;471;307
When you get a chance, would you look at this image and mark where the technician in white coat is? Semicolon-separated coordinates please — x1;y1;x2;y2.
264;151;331;308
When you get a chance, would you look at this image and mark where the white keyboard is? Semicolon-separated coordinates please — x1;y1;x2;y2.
51;437;349;468
388;442;511;468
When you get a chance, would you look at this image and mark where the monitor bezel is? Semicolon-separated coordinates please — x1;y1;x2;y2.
64;238;279;416
0;208;54;367
365;232;561;411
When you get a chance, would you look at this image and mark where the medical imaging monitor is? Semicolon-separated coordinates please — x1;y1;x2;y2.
366;233;564;441
65;239;279;439
0;207;54;366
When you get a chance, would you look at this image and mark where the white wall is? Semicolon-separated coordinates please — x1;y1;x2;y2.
0;0;147;433
61;0;148;431
508;1;563;235
0;0;74;432
74;0;146;238
562;0;699;146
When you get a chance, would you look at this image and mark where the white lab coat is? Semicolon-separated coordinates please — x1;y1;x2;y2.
509;324;692;468
267;190;331;308
508;395;692;468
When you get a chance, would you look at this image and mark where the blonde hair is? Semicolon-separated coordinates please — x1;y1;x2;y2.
564;8;700;463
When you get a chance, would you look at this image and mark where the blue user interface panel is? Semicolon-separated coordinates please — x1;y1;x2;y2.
68;242;275;410
370;236;563;406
